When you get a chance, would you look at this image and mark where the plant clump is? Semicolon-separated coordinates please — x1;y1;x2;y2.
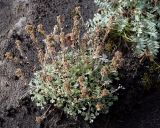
87;0;160;57
28;7;122;123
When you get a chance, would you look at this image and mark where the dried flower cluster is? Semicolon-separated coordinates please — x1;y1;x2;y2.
15;68;24;79
111;51;124;69
4;52;14;60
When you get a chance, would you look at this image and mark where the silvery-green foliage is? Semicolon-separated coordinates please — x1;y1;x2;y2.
87;0;160;56
86;0;131;32
131;1;160;56
30;49;119;123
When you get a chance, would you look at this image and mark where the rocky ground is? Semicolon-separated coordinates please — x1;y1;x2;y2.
0;0;160;128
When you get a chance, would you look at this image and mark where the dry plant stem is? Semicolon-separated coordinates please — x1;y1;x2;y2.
72;17;80;46
26;24;46;66
44;35;56;63
57;15;65;32
41;105;52;118
37;24;46;38
102;17;113;46
53;25;59;34
60;32;65;49
75;6;84;25
15;40;25;58
80;33;88;51
102;28;110;46
38;49;45;65
25;24;41;51
36;105;54;124
139;49;154;63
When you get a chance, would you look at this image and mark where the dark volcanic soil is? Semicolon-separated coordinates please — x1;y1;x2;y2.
0;0;160;128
